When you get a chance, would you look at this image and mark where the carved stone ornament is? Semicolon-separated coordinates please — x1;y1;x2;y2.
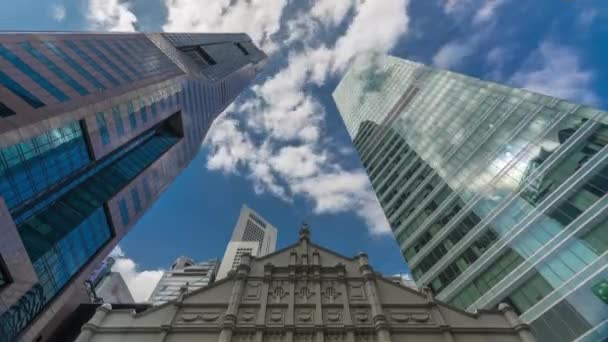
349;283;366;300
269;309;284;323
354;310;369;323
245;282;262;300
239;309;256;322
201;313;221;322
270;282;288;304
180;312;221;323
326;309;341;322
323;284;340;304
297;309;313;322
389;311;431;324
297;285;314;303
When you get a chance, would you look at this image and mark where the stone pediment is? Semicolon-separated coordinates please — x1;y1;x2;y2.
78;225;536;342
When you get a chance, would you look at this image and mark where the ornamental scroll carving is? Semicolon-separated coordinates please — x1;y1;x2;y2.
353;310;370;323
238;309;257;323
179;311;221;324
269;281;288;304
388;311;432;324
296;281;315;304
322;281;341;304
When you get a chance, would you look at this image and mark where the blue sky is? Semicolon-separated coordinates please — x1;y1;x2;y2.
1;0;605;301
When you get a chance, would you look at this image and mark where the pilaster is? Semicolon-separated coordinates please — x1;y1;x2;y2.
337;264;355;342
499;303;537;342
75;303;112;342
358;253;391;342
220;253;251;342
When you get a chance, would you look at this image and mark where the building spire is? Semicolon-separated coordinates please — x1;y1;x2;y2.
299;222;311;241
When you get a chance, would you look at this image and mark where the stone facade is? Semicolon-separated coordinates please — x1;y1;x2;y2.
76;226;536;342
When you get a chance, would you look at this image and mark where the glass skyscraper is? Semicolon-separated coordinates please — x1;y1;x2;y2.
334;56;608;342
0;32;265;341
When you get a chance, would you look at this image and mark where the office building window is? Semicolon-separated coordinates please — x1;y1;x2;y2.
9;105;182;342
450;248;525;310
143;178;152;202
179;45;217;66
96;40;139;78
504;273;554;315
43;41;106;90
28;207;112;302
119;198;129;225
0;70;44;108
65;40;120;86
20;42;89;96
131;188;142;213
128;100;137;130
139;99;148;123
82;41;132;83
96;112;110;146
0;101;16;117
0;257;9;287
112;106;124;137
0;121;90;210
151;99;158;118
0;43;69;102
234;42;249;55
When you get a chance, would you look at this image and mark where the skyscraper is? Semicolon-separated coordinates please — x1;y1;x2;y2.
334;55;608;342
148;257;219;305
217;205;278;279
0;32;266;341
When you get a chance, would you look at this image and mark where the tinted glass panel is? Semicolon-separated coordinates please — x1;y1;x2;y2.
0;43;68;101
43;41;106;90
0;70;44;108
20;42;89;96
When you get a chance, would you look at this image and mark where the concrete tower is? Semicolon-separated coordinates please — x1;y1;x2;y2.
217;205;278;279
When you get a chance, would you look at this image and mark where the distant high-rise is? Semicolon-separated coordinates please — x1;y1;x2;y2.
0;32;266;341
93;272;134;304
217;205;278;279
148;257;219;305
334;55;608;342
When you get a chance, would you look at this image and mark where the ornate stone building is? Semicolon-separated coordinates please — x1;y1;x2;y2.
76;226;536;342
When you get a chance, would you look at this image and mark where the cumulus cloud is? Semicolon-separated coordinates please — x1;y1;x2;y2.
52;4;66;22
87;0;137;32
109;246;164;302
473;0;508;24
510;42;598;106
442;0;508;25
432;39;476;69
83;0;407;234
163;0;287;53
196;0;408;235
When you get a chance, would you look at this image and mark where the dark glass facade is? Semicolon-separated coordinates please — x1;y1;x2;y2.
0;32;265;342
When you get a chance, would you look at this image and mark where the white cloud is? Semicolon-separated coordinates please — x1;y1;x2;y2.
443;0;508;25
578;8;598;28
510;42;598;106
194;0;408;235
87;0;137;31
163;0;287;54
311;0;359;27
52;4;66;22
432;39;476;69
109;246;164;302
473;0;508;24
